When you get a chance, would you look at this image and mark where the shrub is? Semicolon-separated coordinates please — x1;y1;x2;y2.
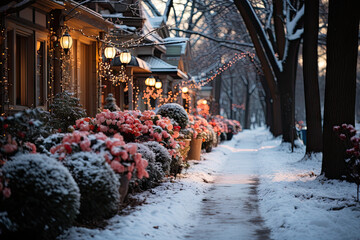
129;143;165;192
0;108;52;160
49;131;149;180
37;133;65;155
50;91;86;133
144;141;172;175
0;154;80;239
156;103;189;129
63;152;120;222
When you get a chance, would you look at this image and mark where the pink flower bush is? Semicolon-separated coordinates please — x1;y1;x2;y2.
188;115;211;140
75;110;181;159
333;123;360;201
49;131;149;180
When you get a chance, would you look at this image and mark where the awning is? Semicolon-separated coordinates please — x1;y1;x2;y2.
111;56;152;73
139;56;188;80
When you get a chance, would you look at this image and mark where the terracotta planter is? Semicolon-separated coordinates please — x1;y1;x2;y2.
119;174;130;203
187;138;202;160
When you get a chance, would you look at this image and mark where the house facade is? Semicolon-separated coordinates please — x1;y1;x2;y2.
0;0;192;117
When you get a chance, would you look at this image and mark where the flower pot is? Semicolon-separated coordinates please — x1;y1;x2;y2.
119;174;130;204
187;138;202;160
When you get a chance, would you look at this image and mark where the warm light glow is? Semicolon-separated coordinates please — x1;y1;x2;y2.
145;76;156;86
60;30;73;54
182;87;189;93
155;81;162;89
104;46;116;59
202;100;207;105
119;50;131;64
37;41;41;51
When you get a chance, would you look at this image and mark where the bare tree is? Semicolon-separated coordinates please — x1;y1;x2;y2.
234;0;305;147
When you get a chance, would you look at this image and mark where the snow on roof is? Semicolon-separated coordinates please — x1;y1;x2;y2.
113;24;137;34
114;24;137;32
140;56;177;72
139;56;188;79
148;16;164;29
102;13;124;18
163;37;189;55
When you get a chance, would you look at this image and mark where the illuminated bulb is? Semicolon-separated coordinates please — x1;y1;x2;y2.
155;81;162;89
182;87;189;93
202;100;207;105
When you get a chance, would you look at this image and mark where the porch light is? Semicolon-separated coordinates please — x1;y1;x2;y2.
182;87;189;93
145;76;156;87
60;30;73;54
104;46;116;59
119;50;131;65
155;80;162;89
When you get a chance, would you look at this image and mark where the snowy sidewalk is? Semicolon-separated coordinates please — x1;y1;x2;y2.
183;129;271;239
60;128;360;240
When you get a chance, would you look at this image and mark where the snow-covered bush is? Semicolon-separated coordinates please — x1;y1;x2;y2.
37;133;65;154
0;108;52;160
144;141;172;175
156;103;189;129
129;143;165;192
75;110;181;160
0;108;52;142
50;131;149;180
63;152;120;222
50;91;86;133
0;154;80;239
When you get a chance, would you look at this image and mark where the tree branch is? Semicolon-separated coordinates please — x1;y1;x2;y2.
170;27;254;48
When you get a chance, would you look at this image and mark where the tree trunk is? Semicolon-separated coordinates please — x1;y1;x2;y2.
278;39;301;144
213;75;222;115
244;85;250;129
234;0;282;136
321;0;359;179
303;0;322;154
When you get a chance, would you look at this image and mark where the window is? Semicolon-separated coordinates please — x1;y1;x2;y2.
7;27;47;109
16;34;28;106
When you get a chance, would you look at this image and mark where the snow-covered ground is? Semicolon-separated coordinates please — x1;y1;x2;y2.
60;128;360;240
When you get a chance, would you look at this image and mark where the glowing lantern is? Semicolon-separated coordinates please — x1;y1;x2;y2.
145;76;156;87
182;87;189;93
104;46;116;59
119;50;131;64
155;80;162;89
60;30;73;54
